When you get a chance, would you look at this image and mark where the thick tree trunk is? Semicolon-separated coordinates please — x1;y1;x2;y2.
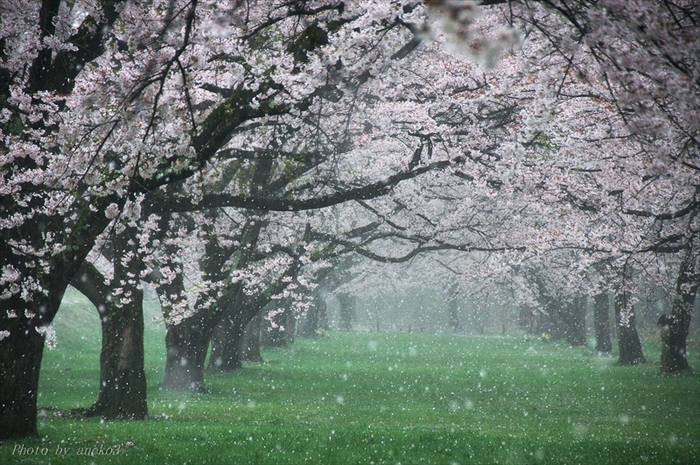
593;292;613;353
658;313;692;374
0;315;45;439
72;250;148;420
163;316;211;392
659;242;698;374
615;292;646;364
209;295;287;370
0;271;71;439
89;290;147;419
242;313;264;363
154;263;215;392
535;296;563;340
0;209;103;439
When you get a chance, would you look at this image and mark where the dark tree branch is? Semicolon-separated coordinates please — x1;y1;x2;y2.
146;159;453;213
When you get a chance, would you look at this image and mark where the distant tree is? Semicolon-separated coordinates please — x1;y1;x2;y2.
336;293;356;332
593;293;613;354
447;293;463;333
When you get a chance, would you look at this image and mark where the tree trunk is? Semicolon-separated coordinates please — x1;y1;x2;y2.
0;258;74;439
262;308;294;347
659;241;699;374
615;292;646;364
0;210;103;438
98;227;148;419
285;312;296;345
209;293;291;369
534;295;560;340
337;293;355;331
563;295;587;346
242;313;263;363
593;292;613;353
163;313;212;392
297;296;328;338
153;263;215;392
658;313;690;374
72;242;148;420
209;313;248;371
0;314;46;439
89;292;147;419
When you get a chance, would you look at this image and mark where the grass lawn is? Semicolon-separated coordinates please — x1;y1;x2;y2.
1;289;699;464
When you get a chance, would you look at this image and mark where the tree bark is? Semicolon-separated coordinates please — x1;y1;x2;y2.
91;292;147;419
615;292;646;364
563;295;587;346
71;228;149;419
0;253;76;439
157;271;215;392
209;290;293;370
533;295;562;340
593;292;613;353
659;240;699;374
0;313;46;439
163;315;212;392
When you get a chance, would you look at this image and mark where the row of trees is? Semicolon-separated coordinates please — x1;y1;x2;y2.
2;0;698;439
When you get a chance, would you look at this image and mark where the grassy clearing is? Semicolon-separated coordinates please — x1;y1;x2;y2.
1;292;699;465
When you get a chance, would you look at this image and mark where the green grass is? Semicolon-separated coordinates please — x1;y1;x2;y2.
1;292;699;464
